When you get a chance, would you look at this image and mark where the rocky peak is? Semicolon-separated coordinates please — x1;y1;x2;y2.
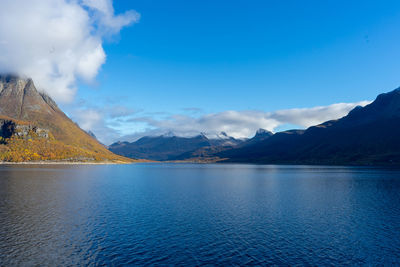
39;91;59;110
219;131;228;137
0;75;127;162
248;128;273;143
0;74;60;121
0;75;34;96
0;74;28;85
255;128;272;136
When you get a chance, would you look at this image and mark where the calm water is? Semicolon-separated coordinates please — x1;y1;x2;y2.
1;164;400;265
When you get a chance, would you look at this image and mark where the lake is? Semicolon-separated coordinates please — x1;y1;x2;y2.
1;164;400;265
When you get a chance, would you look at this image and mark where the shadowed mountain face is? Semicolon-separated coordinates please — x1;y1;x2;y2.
218;88;400;165
0;75;129;162
108;87;400;165
111;87;400;165
109;133;244;161
240;128;273;146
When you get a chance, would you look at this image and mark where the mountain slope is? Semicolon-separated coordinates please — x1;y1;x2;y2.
0;75;131;162
238;128;273;147
207;131;245;147
110;134;212;161
109;132;245;161
218;88;400;165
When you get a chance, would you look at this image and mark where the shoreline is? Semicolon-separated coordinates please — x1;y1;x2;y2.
0;161;132;165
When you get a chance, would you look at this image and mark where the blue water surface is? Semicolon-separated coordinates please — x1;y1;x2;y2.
1;164;400;265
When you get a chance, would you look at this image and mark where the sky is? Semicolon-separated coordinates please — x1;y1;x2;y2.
1;0;400;144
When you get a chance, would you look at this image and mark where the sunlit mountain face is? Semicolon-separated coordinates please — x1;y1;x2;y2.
0;75;131;162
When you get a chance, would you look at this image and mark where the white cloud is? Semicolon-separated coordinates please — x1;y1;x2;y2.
82;0;139;36
108;105;137;118
119;101;371;142
269;101;372;128
72;109;102;131
70;107;119;144
69;104;138;144
69;100;371;144
0;0;139;103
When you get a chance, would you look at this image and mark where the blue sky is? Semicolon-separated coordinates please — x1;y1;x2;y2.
75;0;400;110
2;0;400;143
65;0;400;142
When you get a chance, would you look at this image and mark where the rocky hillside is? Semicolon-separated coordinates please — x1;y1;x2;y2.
0;75;131;162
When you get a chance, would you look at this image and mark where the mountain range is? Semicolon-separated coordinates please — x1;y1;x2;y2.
109;132;245;161
218;88;400;165
1;74;399;165
111;87;400;165
0;75;130;163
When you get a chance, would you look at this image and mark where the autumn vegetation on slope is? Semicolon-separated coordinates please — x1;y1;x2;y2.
0;121;132;163
0;75;133;163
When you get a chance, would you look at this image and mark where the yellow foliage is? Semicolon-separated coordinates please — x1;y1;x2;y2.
0;135;132;163
0;116;133;163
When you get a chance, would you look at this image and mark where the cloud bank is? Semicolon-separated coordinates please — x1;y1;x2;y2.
0;0;139;102
114;101;371;143
70;104;138;144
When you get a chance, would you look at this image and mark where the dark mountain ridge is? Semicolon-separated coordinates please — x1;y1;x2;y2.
109;132;244;161
239;128;273;146
110;87;400;165
218;88;400;165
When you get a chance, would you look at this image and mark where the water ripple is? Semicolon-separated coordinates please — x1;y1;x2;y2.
1;164;400;265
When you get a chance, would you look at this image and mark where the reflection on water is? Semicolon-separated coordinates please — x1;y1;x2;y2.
1;164;400;265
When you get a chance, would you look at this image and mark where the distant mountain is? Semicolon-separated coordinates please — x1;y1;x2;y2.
241;128;273;146
87;130;97;139
208;131;245;147
111;87;400;165
108;86;400;165
109;132;244;161
218;88;400;165
0;75;130;162
109;134;211;161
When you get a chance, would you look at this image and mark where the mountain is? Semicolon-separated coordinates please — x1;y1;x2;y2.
208;131;245;147
109;134;211;161
0;75;130;162
218;88;400;165
241;128;273;146
109;132;244;161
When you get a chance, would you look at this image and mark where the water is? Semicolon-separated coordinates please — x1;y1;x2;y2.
1;164;400;265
